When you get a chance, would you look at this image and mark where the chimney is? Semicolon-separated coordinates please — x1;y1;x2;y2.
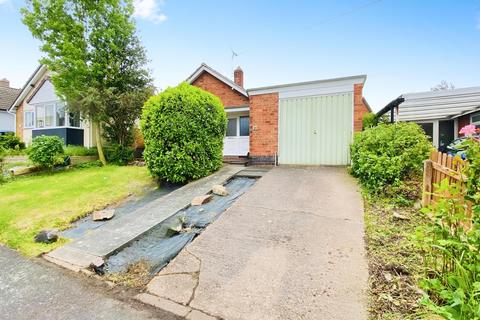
0;78;10;88
234;66;243;87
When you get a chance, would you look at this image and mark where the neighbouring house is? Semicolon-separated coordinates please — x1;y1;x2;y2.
8;65;96;147
377;86;480;149
0;78;20;134
188;63;370;165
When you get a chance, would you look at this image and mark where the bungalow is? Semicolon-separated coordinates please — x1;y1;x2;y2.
188;63;371;165
0;78;20;134
377;86;480;149
8;65;97;147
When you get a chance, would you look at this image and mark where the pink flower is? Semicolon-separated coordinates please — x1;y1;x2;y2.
459;124;477;136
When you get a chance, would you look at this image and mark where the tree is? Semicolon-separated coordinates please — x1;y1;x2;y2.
22;0;152;165
431;80;455;91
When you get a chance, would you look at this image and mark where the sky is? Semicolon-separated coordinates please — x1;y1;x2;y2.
1;0;480;111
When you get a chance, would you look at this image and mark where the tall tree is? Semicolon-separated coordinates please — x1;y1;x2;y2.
22;0;152;164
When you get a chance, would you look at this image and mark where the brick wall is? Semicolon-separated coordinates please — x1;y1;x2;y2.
15;103;23;140
458;114;470;136
353;83;369;132
191;72;249;108
249;93;278;162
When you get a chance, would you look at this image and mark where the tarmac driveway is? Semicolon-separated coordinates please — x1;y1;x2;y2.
143;166;368;320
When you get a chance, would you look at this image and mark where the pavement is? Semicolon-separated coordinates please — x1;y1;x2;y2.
45;165;244;271
140;166;368;320
0;245;179;320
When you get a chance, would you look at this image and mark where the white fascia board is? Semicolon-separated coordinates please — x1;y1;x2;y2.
403;86;480;100
247;75;366;98
225;106;249;112
186;64;248;97
8;65;48;112
400;106;480;117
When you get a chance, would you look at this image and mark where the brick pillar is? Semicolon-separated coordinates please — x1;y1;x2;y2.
353;84;368;132
234;67;243;87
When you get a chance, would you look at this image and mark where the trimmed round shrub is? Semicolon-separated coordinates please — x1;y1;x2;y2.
350;122;432;193
141;83;227;183
28;135;65;168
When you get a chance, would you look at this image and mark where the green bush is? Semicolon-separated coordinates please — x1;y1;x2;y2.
362;112;378;129
104;143;134;165
0;133;25;150
28;135;65;168
64;145;98;156
141;83;227;183
350;122;432;193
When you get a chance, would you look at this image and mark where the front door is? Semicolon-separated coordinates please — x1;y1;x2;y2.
223;116;249;156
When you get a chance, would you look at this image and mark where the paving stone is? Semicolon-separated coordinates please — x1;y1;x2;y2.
187;310;217;320
136;293;191;317
158;250;200;275
147;273;197;305
212;185;228;196
92;209;115;221
191;194;213;206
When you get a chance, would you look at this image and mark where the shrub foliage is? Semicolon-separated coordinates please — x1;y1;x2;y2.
141;83;227;183
28;135;65;168
350;122;432;193
0;133;25;150
105;143;134;165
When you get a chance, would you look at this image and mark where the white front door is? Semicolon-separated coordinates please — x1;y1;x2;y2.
223;116;249;156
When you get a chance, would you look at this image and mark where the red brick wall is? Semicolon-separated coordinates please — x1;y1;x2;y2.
458;114;470;136
191;72;249;108
249;93;279;158
353;84;369;132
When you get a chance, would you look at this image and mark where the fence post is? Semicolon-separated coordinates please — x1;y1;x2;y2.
422;160;433;207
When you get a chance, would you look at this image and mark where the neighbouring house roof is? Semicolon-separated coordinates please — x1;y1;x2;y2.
378;86;480;122
186;63;248;97
8;65;48;112
362;97;372;113
0;86;21;111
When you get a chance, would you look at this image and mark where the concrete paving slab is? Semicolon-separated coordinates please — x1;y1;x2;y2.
146;166;368;320
147;273;198;305
46;165;243;269
136;293;191;317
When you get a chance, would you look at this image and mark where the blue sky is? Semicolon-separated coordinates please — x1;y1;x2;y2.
1;0;480;111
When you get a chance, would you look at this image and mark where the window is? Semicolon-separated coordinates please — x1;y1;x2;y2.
56;103;65;127
226;118;237;136
36;105;45;128
69;112;81;127
24;111;34;128
239;116;249;136
471;113;480;128
418;122;433;141
44;104;54;127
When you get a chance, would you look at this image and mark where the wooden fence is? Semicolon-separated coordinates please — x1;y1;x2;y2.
422;150;469;212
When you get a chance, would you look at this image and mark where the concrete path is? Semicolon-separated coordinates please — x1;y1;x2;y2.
45;165;243;271
0;246;179;320
140;166;368;320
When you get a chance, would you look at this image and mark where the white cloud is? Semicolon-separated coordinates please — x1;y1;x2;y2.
133;0;167;23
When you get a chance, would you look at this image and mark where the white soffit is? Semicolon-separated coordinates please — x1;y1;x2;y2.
398;86;480;121
247;75;366;99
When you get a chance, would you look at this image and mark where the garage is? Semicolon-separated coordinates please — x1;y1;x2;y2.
278;92;353;165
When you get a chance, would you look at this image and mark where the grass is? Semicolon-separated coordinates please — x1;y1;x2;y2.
363;192;431;319
64;145;98;156
0;165;156;256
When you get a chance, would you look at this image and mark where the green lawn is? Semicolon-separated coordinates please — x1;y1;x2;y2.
0;165;156;256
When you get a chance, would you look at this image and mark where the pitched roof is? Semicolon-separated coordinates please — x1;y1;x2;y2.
186;63;248;97
8;65;48;112
0;86;20;111
397;86;480;121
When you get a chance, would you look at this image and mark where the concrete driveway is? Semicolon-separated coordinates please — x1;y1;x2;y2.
141;166;368;320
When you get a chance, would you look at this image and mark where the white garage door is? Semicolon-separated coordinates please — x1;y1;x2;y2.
278;92;353;165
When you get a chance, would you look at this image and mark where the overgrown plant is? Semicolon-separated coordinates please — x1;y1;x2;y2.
416;126;480;319
350;122;432;193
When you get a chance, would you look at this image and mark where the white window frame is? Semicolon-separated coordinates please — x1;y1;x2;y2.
24;111;35;128
30;102;81;129
226;116;250;137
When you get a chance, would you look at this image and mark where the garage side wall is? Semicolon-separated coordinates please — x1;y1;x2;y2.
249;92;279;164
353;84;368;132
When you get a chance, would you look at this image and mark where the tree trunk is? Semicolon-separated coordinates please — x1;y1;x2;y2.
94;121;107;165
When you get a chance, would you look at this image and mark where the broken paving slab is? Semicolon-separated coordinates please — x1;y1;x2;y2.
147;273;198;305
45;165;244;270
191;194;213;206
92;209;115;221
